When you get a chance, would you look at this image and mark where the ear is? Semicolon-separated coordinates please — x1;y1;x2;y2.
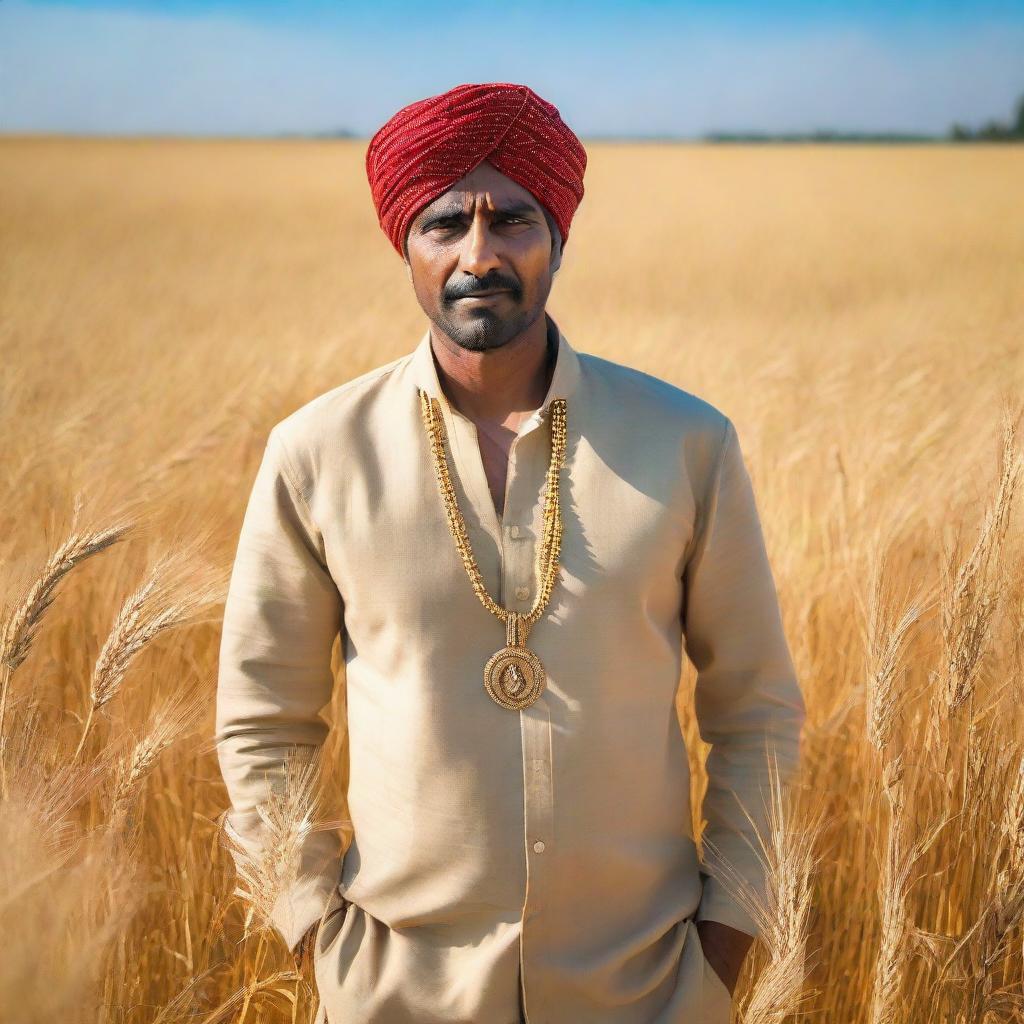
547;216;564;276
404;260;412;282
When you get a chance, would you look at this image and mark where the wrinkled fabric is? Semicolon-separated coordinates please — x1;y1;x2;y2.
215;316;806;1022
365;82;587;257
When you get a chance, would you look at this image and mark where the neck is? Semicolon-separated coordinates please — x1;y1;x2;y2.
429;314;555;426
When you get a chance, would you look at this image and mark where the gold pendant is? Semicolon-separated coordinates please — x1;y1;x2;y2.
484;612;546;710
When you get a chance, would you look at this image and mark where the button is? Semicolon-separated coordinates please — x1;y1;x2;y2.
533;840;546;853
509;525;521;539
515;586;530;600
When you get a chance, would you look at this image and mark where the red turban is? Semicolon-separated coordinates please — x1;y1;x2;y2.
365;82;587;258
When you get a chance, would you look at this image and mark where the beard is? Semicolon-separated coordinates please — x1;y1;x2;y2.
431;274;552;352
434;303;537;352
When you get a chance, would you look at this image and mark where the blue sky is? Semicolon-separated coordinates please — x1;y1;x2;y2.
2;0;1023;136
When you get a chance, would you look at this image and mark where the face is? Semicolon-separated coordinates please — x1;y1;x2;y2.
403;159;562;353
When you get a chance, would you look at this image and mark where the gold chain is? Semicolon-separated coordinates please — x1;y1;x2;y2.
418;388;568;629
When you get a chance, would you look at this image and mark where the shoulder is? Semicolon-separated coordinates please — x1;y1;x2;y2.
265;351;410;497
578;351;732;454
278;351;408;433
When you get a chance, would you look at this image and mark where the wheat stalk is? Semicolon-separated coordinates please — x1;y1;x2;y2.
219;750;334;935
0;497;134;796
700;747;819;1024
861;547;936;756
938;409;1022;717
74;540;227;760
107;682;207;840
871;770;951;1024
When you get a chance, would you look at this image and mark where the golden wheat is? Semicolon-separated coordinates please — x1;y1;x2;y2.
1;137;1022;1023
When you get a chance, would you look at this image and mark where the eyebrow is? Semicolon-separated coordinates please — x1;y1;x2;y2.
419;200;539;227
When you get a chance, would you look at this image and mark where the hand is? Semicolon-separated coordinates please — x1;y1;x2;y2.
291;921;319;972
695;919;754;996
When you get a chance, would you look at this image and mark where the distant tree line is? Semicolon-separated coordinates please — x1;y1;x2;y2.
701;130;937;143
949;92;1024;141
701;89;1024;143
296;90;1024;144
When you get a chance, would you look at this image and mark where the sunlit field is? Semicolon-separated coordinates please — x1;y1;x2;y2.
1;137;1022;1023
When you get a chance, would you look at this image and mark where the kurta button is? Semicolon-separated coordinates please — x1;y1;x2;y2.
533;840;545;853
509;524;521;538
515;586;530;600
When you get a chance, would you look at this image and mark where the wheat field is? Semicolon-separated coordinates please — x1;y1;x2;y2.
1;137;1023;1023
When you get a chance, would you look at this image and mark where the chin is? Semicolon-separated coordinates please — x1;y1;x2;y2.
452;324;510;352
440;312;516;351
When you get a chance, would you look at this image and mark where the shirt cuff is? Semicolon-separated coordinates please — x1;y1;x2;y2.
270;863;344;953
694;873;758;941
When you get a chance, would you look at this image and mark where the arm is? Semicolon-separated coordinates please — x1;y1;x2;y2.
215;426;345;953
682;416;806;946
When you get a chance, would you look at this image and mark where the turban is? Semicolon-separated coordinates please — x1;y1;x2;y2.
365;82;587;258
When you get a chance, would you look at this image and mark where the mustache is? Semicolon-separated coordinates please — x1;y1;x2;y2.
446;275;520;300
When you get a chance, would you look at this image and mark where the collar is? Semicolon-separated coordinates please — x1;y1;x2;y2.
408;314;581;417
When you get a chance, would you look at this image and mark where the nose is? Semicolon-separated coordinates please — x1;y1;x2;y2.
458;209;502;280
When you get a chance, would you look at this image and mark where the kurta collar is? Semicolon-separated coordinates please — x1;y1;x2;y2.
409;314;581;417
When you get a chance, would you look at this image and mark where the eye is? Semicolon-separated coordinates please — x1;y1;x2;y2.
427;214;526;233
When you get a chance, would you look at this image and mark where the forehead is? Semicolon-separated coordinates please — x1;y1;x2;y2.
414;159;541;218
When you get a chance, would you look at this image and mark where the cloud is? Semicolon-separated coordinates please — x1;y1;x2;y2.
1;1;1021;135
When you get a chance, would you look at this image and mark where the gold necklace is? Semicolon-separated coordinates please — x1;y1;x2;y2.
418;387;568;710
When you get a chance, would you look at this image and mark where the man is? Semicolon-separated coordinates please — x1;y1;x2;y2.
215;81;805;1024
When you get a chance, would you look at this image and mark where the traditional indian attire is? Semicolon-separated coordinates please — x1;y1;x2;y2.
365;81;587;258
214;82;805;1024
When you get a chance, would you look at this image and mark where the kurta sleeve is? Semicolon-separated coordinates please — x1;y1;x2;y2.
214;426;345;953
682;416;806;941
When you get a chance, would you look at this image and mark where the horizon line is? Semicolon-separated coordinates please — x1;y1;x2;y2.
3;129;1005;143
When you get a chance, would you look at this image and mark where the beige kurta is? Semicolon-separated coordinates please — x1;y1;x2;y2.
215;315;806;1024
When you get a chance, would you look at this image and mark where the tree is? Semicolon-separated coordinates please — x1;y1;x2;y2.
948;90;1024;140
